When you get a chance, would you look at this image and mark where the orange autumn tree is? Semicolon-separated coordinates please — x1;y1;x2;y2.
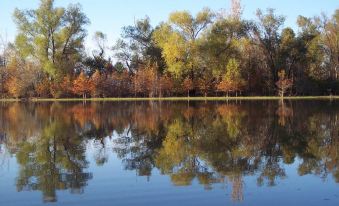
182;77;193;97
160;75;174;97
36;78;51;97
60;75;73;97
90;70;104;97
5;58;39;98
217;79;232;96
276;70;293;98
48;75;73;98
50;81;62;98
110;70;131;97
6;77;23;98
133;65;157;97
73;71;93;98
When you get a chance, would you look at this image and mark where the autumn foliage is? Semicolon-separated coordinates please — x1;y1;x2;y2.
0;0;338;99
276;70;293;98
73;72;93;98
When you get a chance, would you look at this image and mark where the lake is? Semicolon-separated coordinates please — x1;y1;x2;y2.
0;100;338;206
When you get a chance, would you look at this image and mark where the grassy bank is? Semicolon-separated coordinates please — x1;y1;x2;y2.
0;99;21;102
1;96;338;102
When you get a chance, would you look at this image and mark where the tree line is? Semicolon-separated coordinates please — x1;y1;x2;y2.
0;0;338;98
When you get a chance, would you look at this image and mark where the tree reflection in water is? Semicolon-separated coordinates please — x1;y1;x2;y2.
0;100;338;202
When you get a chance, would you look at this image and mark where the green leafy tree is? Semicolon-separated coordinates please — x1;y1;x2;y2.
253;8;286;92
114;17;164;73
153;8;214;88
318;10;339;83
13;0;89;78
217;58;246;96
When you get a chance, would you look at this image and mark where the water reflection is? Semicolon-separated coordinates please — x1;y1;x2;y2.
0;100;338;203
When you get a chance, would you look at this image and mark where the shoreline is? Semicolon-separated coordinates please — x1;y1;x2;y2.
0;96;338;102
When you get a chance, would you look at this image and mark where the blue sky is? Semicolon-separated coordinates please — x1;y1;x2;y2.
0;0;338;53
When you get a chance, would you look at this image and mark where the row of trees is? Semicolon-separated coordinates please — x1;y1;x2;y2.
0;0;338;98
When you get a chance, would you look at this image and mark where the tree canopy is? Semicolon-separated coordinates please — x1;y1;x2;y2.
0;0;337;98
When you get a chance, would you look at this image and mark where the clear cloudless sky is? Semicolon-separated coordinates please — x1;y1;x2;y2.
1;0;338;54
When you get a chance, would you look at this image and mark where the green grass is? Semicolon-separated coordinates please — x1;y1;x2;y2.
0;98;21;102
1;96;338;102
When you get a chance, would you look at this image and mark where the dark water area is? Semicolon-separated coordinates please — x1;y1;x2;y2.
0;100;338;206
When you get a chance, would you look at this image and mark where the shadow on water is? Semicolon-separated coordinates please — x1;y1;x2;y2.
0;100;338;203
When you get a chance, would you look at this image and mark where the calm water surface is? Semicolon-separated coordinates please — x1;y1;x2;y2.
0;100;338;206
